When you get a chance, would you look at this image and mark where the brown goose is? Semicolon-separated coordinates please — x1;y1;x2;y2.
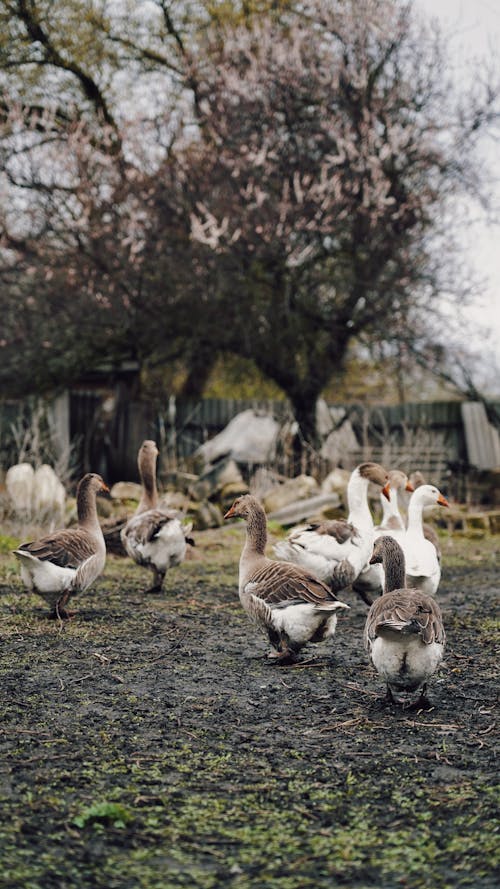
364;535;446;707
13;473;109;618
121;440;193;593
224;494;349;663
273;462;390;604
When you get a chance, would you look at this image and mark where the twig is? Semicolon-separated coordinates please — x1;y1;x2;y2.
406;721;459;730
312;717;369;733
67;673;94;684
335;680;381;698
478;722;496;735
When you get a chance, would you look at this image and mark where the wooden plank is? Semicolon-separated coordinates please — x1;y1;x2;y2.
461;401;500;470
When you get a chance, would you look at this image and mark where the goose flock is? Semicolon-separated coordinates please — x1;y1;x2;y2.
224;462;450;708
11;445;450;708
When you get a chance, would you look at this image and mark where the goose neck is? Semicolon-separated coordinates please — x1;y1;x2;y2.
407;495;425;535
347;474;372;525
77;482;101;533
380;538;406;593
138;460;158;512
243;507;268;557
381;488;399;522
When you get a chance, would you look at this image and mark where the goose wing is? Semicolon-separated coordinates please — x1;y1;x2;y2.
17;529;96;570
364;590;445;647
123;509;182;546
246;559;344;607
288;520;361;557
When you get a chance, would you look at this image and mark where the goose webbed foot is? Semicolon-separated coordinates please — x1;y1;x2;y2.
403;685;433;712
386;684;433;711
266;648;300;665
49;605;75;620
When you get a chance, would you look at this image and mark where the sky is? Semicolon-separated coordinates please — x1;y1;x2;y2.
417;0;500;369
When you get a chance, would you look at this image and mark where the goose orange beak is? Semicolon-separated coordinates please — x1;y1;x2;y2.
405;481;414;492
381;482;391;501
224;504;237;519
437;494;450;508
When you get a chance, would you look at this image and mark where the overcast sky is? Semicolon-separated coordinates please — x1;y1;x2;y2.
417;0;500;370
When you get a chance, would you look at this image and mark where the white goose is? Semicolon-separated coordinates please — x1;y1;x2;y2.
14;473;109;618
353;469;414;600
273;462;389;603
224;494;349;663
394;484;449;596
364;535;446;707
121;440;193;593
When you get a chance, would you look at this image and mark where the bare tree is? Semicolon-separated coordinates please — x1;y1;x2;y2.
0;0;499;447
178;0;500;444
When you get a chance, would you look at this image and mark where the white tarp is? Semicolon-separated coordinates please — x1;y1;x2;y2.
196;410;280;465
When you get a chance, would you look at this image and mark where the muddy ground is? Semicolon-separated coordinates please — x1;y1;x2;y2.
0;524;498;889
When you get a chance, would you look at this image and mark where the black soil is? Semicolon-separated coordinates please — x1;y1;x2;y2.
0;527;498;889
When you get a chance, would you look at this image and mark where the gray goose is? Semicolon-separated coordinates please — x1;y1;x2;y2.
121;440;193;593
13;473;109;618
364;535;446;708
273;462;390;604
224;494;349;663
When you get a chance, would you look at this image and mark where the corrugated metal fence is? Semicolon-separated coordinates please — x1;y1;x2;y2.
1;394;499;501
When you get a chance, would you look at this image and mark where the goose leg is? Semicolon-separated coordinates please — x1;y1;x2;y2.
50;594;74;620
386;685;396;704
145;568;165;594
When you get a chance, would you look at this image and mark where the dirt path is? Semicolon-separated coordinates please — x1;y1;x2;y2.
0;528;498;888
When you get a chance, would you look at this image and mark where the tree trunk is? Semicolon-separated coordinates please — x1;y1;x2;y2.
179;344;218;399
290;394;321;454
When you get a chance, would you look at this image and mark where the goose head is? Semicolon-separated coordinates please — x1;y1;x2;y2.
357;462;391;500
386;469;414;493
410;484;449;510
224;494;260;521
77;473;110;498
369;534;405;566
381;469;414;501
138;439;159;466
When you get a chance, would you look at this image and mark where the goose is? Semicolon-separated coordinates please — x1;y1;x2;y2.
376;470;414;533
13;473;109;618
224;494;349;663
352;469;414;601
364;535;446;707
121;440;193;593
388;484;449;596
273;462;390;604
407;471;443;563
